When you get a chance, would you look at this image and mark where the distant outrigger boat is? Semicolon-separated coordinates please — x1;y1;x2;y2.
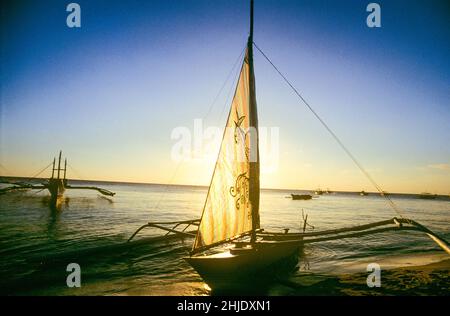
291;194;312;200
418;192;437;200
129;0;449;290
314;188;324;195
0;151;115;208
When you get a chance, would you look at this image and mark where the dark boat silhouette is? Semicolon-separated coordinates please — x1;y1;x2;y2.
291;194;312;200
418;192;437;200
314;188;324;195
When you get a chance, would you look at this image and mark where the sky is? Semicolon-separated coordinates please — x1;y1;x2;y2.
1;0;449;194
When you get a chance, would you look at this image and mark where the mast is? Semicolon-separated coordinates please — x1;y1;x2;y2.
191;0;260;252
249;0;254;48
57;151;62;179
63;159;67;180
51;158;55;178
248;0;260;243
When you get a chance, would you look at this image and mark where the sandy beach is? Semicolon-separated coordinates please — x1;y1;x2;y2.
278;257;450;296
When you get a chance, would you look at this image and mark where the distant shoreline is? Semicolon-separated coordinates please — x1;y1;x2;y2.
1;175;449;200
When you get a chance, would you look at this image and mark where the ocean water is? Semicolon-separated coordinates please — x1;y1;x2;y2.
0;181;449;295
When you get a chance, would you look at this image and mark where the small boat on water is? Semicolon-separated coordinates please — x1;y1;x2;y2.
314;188;324;195
291;194;312;200
0;151;115;208
418;192;437;200
360;190;369;196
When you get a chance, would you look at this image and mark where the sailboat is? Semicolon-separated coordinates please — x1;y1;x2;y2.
0;151;115;208
184;0;302;288
128;0;449;292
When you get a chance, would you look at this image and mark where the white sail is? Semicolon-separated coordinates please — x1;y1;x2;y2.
193;48;260;251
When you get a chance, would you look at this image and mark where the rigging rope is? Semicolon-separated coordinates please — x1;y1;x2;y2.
23;161;54;183
0;163;12;175
253;42;406;220
67;163;85;180
217;46;247;126
204;46;246;122
150;42;247;213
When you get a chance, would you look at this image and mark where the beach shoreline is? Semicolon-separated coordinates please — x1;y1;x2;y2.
285;257;450;296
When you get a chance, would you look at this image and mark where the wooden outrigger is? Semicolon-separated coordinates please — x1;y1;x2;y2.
0;151;115;209
127;219;200;242
129;214;449;289
129;216;449;254
259;217;449;251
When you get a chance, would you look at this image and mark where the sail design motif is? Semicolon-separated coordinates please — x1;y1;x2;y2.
193;48;260;251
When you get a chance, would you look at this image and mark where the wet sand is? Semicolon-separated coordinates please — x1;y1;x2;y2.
278;258;450;295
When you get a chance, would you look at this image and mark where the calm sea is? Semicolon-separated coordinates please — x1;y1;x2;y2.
0;181;449;295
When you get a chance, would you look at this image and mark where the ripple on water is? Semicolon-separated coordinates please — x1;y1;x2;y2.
0;184;449;295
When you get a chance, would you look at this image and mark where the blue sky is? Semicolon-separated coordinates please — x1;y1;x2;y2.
1;0;449;194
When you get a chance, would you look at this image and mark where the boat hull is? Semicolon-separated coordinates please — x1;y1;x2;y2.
291;194;312;200
186;240;302;290
47;179;65;208
418;194;436;200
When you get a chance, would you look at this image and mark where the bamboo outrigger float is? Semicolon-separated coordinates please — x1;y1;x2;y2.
0;151;115;208
128;214;450;289
129;216;449;254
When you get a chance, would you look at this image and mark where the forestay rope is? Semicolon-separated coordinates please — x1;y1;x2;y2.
148;42;247;214
67;162;85;180
24;161;54;183
253;42;406;221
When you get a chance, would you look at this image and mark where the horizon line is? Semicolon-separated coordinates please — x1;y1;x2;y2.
0;175;447;197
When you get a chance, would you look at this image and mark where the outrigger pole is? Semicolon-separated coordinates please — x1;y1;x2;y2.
258;217;450;255
57;150;62;179
63;159;67;180
128;217;450;256
51;158;55;179
127;219;200;242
